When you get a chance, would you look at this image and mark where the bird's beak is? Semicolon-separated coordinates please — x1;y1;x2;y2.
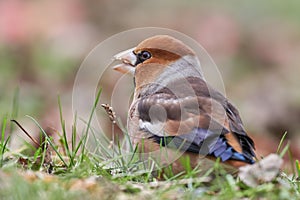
112;47;136;75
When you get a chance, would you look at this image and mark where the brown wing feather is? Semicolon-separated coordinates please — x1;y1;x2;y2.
138;76;255;159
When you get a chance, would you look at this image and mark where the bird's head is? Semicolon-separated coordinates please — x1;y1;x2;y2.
112;35;203;93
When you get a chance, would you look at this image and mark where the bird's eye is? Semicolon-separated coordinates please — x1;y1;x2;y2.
136;51;151;65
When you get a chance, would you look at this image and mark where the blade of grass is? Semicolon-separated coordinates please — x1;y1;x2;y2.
279;141;290;158
58;96;73;166
145;159;155;182
276;131;288;154
116;135;125;167
66;112;78;166
28;147;42;169
1;115;10;167
116;118;133;152
90;132;112;159
78;119;112;160
127;144;139;167
71;112;77;153
78;116;113;161
80;88;102;162
296;160;300;178
39;135;49;170
73;132;88;159
98;153;130;169
1;136;10;157
26;115;68;167
288;148;295;175
1;115;7;148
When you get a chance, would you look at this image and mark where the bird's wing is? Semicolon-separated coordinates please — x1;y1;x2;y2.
137;77;256;164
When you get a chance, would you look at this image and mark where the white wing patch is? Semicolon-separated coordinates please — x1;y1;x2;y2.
139;119;166;137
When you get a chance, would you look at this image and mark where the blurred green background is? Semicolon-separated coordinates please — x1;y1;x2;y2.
1;0;300;162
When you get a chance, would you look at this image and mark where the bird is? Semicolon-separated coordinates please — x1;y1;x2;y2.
112;35;256;175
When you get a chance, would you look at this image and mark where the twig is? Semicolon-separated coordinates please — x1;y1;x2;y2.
11;119;40;147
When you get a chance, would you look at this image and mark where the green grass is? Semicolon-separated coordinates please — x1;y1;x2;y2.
0;89;299;200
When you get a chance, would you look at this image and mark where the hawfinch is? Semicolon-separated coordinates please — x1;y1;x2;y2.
112;35;256;174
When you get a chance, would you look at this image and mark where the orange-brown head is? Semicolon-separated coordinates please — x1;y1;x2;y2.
113;35;203;94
